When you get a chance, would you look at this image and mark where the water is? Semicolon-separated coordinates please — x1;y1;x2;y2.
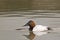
0;11;60;40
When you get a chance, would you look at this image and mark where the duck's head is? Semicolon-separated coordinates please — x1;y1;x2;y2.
24;20;36;31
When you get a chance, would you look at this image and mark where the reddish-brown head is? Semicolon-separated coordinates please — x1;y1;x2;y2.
24;20;36;31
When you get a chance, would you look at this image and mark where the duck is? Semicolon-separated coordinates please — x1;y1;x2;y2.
24;20;51;31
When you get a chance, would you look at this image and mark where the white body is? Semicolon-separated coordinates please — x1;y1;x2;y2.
33;25;48;31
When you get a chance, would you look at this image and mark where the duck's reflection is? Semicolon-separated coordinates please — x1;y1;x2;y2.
24;31;35;40
23;31;49;40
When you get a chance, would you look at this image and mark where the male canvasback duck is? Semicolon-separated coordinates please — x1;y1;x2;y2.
24;20;51;31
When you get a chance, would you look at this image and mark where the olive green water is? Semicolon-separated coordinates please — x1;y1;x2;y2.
0;0;60;11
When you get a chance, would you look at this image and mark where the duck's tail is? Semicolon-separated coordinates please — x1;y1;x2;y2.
47;27;52;30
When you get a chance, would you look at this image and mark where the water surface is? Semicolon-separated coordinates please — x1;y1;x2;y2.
0;11;60;40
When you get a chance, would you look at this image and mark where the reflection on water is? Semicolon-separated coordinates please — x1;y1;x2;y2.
23;31;35;40
23;31;49;40
33;31;49;36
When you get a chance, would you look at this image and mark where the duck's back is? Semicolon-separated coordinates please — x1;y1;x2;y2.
33;25;48;31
